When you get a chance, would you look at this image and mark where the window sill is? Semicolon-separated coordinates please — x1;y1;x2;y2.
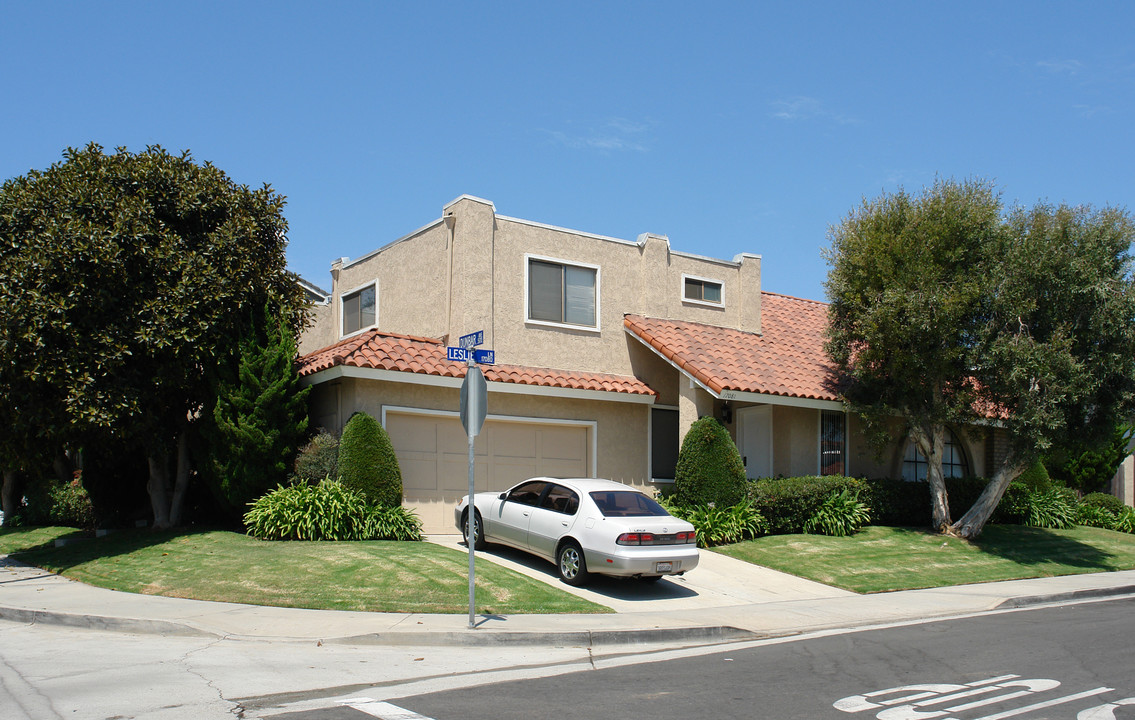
682;298;725;310
525;318;602;334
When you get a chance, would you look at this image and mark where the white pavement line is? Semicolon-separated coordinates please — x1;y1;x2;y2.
338;697;437;719
970;687;1114;720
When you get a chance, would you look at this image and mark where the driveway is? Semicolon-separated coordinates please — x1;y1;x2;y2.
427;535;855;613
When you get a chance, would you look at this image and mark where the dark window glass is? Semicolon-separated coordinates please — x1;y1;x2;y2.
651;408;679;480
528;259;596;327
589;491;669;517
684;278;722;304
506;481;548;507
540;484;580;515
342;284;376;335
902;429;969;482
820;410;846;476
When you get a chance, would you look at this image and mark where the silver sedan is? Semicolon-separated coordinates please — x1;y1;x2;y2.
455;477;699;586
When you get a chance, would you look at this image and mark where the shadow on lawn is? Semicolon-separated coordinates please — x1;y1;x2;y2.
972;525;1119;570
6;525;220;574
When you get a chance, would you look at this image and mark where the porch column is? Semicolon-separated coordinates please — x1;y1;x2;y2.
678;375;715;443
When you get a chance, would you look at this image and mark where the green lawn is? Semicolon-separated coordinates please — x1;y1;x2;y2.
0;526;608;614
716;524;1135;593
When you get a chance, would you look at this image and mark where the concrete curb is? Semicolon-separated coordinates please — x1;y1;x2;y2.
326;625;763;647
994;584;1135;610
0;606;217;638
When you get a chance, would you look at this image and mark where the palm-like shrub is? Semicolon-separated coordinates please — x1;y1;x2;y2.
243;479;421;541
665;499;766;548
1115;508;1135;534
337;412;402;507
804;489;872;536
673;416;746;507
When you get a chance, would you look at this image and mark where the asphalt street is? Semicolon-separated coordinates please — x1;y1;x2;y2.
275;596;1135;720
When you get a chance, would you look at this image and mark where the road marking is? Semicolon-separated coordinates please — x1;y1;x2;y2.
337;697;436;720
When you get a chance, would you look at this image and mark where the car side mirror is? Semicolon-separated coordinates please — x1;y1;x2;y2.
498;492;507;500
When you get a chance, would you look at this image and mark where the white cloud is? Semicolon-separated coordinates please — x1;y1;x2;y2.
545;117;652;152
1036;59;1084;75
769;96;858;125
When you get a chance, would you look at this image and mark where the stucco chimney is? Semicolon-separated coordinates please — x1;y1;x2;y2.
735;253;762;334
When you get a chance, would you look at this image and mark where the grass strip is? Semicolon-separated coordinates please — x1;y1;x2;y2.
0;526;608;614
715;524;1135;594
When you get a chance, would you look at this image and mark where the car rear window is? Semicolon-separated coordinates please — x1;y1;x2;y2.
589;491;669;517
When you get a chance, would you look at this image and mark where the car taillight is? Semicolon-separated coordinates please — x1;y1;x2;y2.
616;532;657;546
678;530;696;544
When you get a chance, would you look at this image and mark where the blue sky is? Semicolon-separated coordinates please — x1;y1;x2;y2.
3;2;1132;302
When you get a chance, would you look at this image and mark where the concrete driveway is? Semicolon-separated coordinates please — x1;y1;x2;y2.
427;535;855;613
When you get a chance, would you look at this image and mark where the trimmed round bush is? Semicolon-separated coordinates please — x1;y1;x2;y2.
673;416;746;507
1082;492;1126;515
293;431;339;485
337;412;403;508
1016;459;1053;493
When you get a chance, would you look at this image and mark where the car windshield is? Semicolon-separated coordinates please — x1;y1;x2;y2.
589;491;669;517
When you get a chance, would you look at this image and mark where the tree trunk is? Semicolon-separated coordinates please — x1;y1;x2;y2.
951;458;1029;539
52;453;73;484
169;430;191;527
148;455;172;529
913;424;952;531
1;470;20;524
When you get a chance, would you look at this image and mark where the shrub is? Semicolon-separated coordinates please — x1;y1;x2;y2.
1082;492;1126;515
861;478;930;526
749;476;868;534
673;417;747;507
804;489;872;536
369;504;424;541
245;480;374;541
293;431;340;485
665;500;766;548
1076;503;1118;529
1116;508;1135;534
337;412;403;508
20;478;96;529
1016;459;1053;493
1004;487;1078;529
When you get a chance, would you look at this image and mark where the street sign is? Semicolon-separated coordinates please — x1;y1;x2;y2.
460;366;487;437
447;346;468;362
472;349;495;365
459;330;484;349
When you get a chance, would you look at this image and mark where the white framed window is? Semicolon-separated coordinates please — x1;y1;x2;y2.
682;274;724;307
525;255;600;330
819;410;846;476
341;281;377;337
902;428;969;482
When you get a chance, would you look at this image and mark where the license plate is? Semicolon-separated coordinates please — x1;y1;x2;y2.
655;561;673;572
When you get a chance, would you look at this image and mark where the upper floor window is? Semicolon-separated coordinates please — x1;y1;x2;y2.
683;274;723;306
341;282;376;336
527;256;599;329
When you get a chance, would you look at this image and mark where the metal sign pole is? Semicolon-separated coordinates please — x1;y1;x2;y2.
467;365;476;629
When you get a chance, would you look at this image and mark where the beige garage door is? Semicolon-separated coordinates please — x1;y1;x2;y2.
385;412;590;533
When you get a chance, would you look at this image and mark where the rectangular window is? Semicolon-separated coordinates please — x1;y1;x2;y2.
820;410;846;476
527;258;597;328
651;407;679;481
683;275;723;305
342;283;376;336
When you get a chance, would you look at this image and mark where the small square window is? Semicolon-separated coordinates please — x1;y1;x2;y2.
342;283;376;336
683;276;723;305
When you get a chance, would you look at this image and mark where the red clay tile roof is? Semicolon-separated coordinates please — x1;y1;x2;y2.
297;330;657;398
624;292;840;402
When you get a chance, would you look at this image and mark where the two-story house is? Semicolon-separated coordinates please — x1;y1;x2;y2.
297;195;1012;533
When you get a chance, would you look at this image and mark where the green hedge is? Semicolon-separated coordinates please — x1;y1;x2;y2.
747;476;869;534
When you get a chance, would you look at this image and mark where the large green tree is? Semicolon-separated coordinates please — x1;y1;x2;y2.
825;179;1135;538
0;144;307;527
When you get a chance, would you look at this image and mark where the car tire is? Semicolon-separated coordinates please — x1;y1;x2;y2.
462;510;487;551
557;540;590;586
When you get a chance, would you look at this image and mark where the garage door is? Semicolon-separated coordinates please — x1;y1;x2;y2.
385;412;590;533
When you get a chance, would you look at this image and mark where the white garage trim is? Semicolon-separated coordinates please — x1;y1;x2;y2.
380;405;599;478
304;365;654;405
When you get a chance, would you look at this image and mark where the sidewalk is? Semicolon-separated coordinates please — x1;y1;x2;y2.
3;545;1135;649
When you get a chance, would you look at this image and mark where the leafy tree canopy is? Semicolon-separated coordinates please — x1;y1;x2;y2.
0;144;308;526
825;178;1135;538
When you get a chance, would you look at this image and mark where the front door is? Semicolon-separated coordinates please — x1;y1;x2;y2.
736;405;772;480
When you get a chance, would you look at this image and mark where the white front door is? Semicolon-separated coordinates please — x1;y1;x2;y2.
737;405;772;480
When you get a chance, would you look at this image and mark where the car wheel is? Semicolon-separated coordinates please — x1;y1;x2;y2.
462;510;487;551
557;541;590;586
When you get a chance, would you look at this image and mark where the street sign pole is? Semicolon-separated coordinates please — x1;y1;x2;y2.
467;356;476;629
455;331;492;629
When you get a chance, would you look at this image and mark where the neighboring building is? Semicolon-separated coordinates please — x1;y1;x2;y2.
296;195;1004;532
